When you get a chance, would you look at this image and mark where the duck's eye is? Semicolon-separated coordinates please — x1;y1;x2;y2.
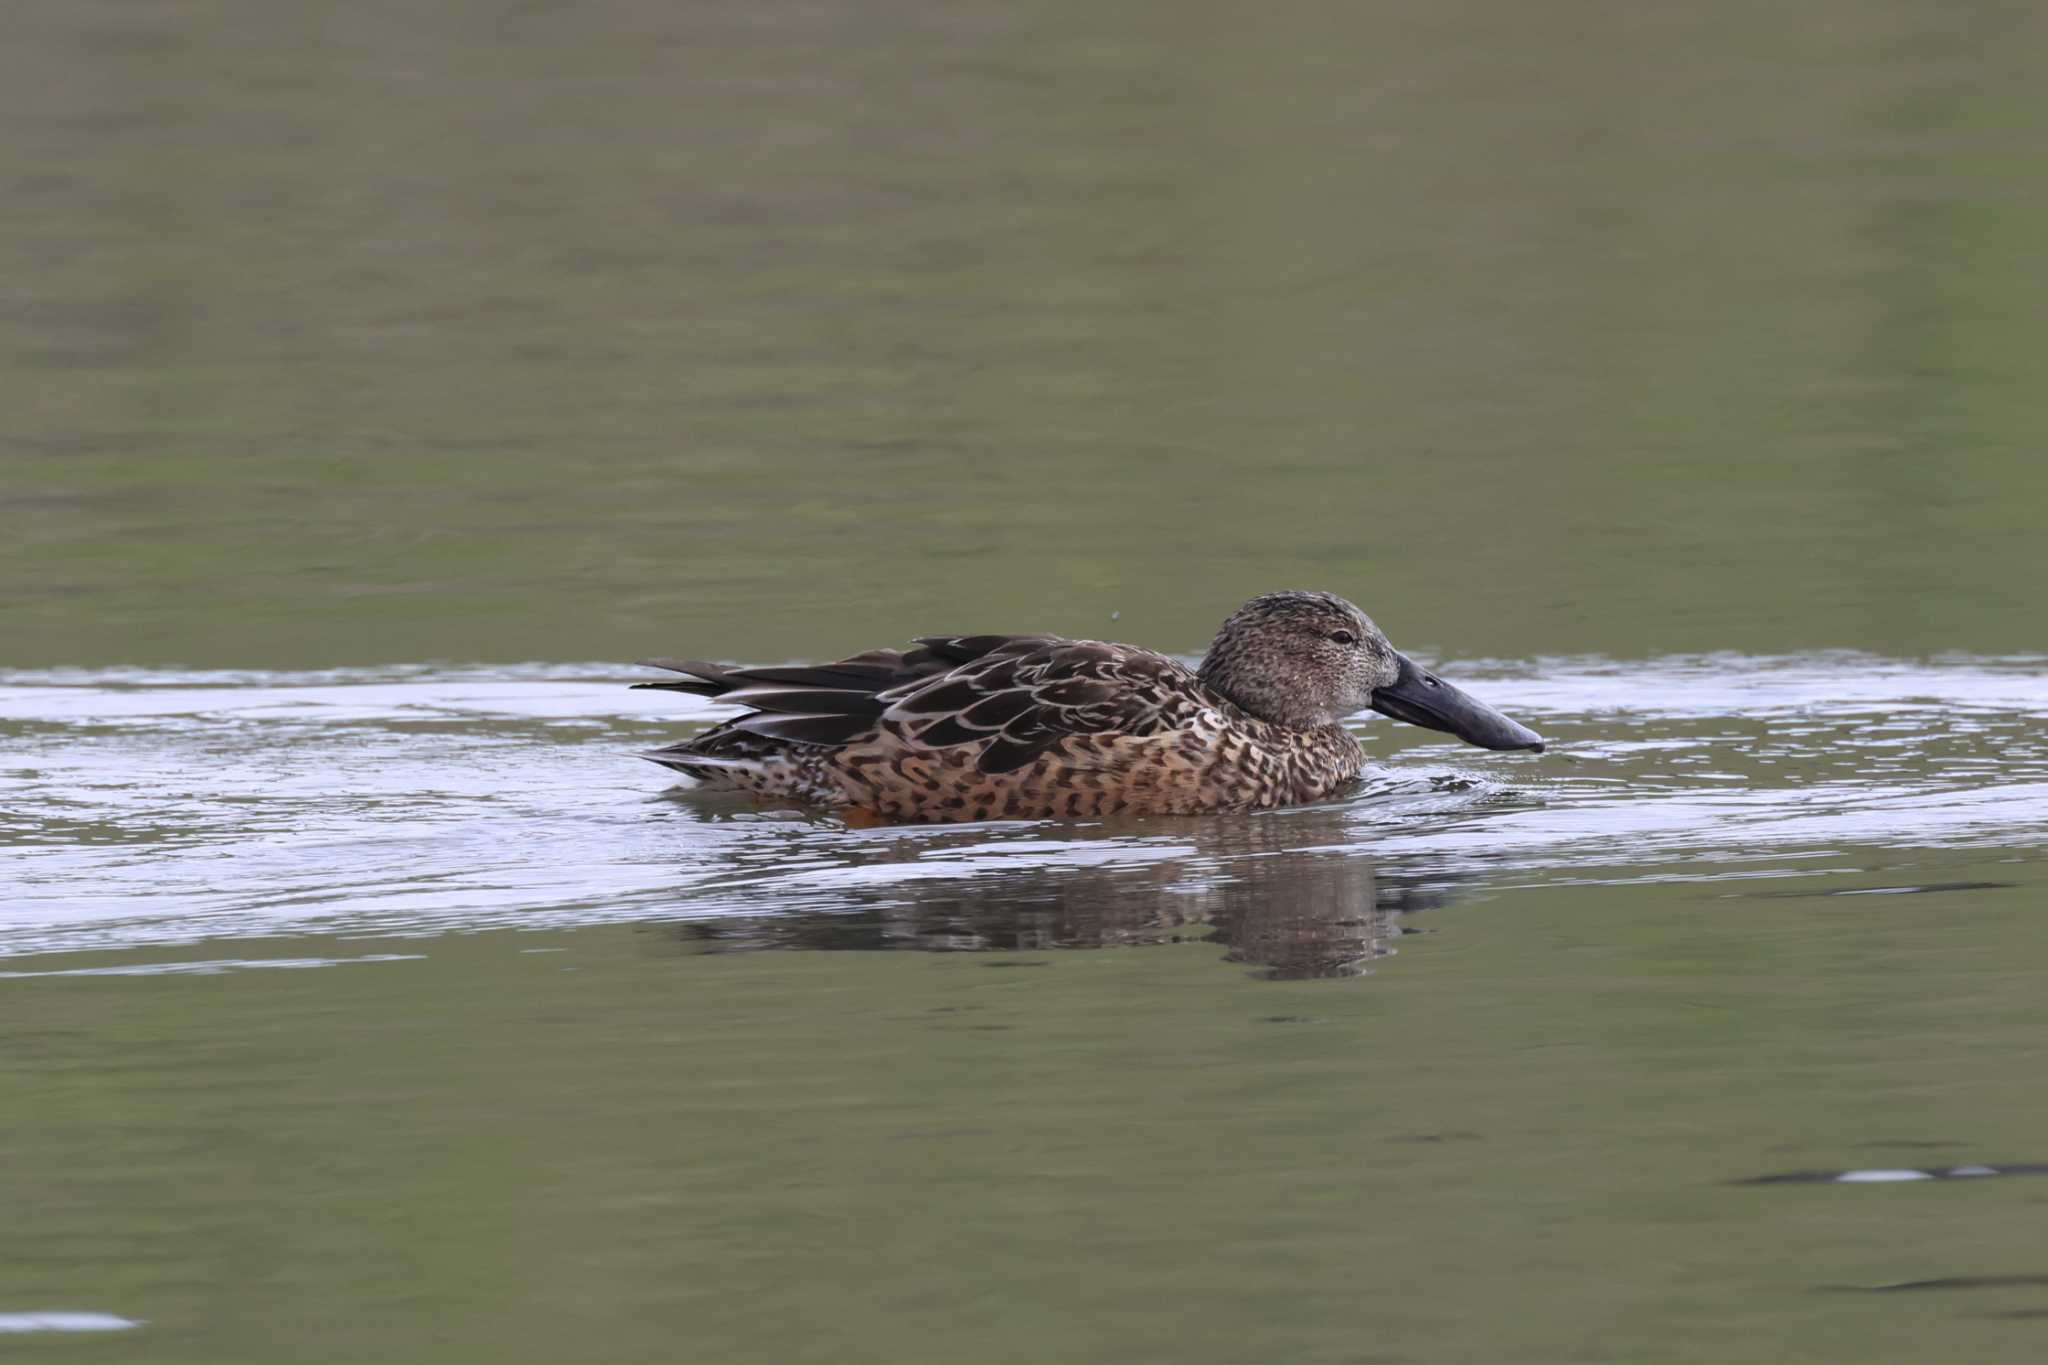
1329;629;1357;646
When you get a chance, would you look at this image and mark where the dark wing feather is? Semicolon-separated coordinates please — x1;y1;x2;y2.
912;634;1039;665
959;688;1039;729
734;711;877;745
634;635;1063;752
881;640;1211;773
728;662;907;690
911;715;984;748
887;677;984;717
717;685;887;717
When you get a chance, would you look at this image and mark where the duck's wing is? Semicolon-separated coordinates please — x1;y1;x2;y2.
880;638;1213;774
635;635;1217;775
632;636;1060;748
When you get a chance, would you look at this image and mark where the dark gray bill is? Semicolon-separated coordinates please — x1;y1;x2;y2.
1368;653;1545;752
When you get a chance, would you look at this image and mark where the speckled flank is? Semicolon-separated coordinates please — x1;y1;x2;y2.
636;592;1399;822
819;719;1366;821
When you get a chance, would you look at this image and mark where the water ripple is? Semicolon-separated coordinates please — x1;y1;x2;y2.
4;655;2046;960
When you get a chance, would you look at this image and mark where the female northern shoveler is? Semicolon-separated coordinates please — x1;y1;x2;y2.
635;590;1542;822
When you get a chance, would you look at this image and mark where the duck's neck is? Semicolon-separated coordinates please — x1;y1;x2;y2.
1196;654;1335;730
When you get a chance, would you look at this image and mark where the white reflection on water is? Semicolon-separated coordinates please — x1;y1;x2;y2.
0;1312;140;1333
2;655;2045;959
0;953;428;979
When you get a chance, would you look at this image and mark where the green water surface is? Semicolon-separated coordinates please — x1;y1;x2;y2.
5;2;2048;1362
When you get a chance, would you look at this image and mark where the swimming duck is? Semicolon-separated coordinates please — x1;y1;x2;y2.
635;590;1542;822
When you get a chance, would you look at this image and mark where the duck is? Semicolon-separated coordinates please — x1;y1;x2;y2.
634;590;1543;823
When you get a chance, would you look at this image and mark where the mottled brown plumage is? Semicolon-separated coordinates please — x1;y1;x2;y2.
635;591;1543;822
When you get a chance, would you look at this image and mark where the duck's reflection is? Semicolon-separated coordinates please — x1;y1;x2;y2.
1209;852;1392;980
663;805;1469;981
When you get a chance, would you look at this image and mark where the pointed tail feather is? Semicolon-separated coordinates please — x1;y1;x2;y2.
632;658;737;696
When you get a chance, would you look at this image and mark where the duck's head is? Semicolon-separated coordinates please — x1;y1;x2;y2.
1196;590;1544;751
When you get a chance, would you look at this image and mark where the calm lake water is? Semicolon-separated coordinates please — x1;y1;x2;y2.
6;1;2048;1362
